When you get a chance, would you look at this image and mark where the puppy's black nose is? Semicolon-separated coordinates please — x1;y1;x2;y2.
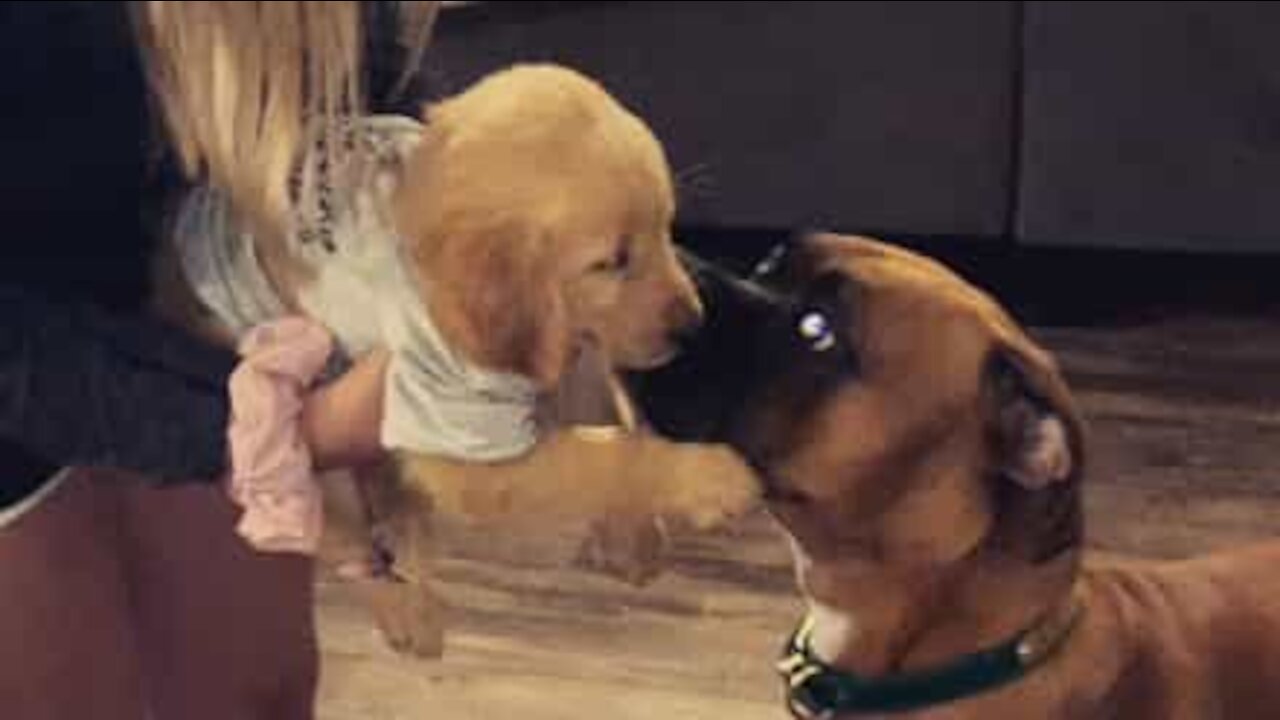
669;312;705;350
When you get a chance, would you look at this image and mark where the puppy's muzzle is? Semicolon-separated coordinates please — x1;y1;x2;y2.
633;247;790;441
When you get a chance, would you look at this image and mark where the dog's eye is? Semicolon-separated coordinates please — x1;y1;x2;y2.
796;310;836;353
589;244;632;275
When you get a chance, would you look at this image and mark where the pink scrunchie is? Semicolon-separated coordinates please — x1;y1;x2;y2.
226;317;334;554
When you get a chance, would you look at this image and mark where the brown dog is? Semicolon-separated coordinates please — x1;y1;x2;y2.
154;64;758;658
629;233;1280;719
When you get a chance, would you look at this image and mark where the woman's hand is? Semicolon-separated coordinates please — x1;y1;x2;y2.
301;349;390;471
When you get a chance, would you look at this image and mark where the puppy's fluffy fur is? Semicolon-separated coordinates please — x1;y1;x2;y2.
155;64;759;657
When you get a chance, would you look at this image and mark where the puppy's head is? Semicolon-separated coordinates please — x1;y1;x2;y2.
630;235;1084;566
394;64;701;388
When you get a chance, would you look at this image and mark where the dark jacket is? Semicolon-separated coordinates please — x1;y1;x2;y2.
0;1;426;508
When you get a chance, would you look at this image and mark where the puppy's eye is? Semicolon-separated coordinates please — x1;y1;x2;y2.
589;244;632;275
797;310;836;353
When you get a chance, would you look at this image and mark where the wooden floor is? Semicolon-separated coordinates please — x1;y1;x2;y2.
315;312;1280;720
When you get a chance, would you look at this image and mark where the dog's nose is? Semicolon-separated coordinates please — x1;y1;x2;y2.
671;316;704;350
664;299;705;349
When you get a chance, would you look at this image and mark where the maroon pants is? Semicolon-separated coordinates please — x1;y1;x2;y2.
0;471;317;719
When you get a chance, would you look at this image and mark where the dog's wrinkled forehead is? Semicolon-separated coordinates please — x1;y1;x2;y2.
784;234;1024;350
772;235;1083;563
807;235;995;305
745;235;1023;479
638;233;1032;453
636;234;1082;563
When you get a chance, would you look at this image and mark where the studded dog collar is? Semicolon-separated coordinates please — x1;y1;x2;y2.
776;590;1085;718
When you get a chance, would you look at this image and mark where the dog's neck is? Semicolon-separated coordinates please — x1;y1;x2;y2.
791;529;1080;679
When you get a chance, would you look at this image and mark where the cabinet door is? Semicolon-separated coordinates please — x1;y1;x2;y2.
1019;1;1280;253
427;1;1018;238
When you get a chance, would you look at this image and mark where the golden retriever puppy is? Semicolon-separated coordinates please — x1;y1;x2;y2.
155;64;760;657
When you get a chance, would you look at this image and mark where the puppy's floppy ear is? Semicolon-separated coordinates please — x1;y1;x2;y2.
395;115;572;388
983;337;1086;563
418;220;571;387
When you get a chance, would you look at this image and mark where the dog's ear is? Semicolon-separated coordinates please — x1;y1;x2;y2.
983;337;1086;562
988;346;1077;488
394;118;572;388
416;221;571;388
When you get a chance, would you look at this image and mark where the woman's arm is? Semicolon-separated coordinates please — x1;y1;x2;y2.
302;349;390;471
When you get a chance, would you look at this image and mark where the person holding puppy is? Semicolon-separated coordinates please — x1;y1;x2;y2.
0;3;436;718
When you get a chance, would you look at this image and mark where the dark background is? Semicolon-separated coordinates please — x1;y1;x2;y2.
426;1;1280;326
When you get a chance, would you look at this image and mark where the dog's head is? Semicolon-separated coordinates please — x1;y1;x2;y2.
630;234;1084;567
393;64;701;388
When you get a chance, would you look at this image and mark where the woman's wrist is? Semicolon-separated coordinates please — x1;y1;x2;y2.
301;348;390;471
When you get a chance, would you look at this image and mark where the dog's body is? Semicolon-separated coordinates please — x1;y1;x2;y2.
152;64;757;657
629;234;1280;718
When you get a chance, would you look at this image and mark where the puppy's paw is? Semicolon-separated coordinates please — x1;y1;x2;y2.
359;578;449;659
574;514;670;587
661;445;762;530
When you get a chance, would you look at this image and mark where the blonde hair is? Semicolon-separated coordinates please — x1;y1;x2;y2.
135;1;439;241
